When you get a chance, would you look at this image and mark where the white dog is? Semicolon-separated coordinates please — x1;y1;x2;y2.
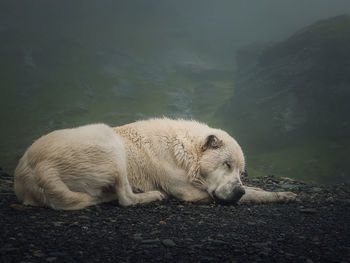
14;118;296;210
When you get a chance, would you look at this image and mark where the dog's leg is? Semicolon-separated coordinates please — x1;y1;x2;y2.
113;166;164;207
171;184;212;203
239;186;297;204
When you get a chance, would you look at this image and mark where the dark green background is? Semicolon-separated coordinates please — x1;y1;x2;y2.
1;0;349;184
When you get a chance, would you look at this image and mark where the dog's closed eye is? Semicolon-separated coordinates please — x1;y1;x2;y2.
224;161;232;170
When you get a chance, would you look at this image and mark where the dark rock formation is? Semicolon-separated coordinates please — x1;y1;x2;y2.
220;15;350;145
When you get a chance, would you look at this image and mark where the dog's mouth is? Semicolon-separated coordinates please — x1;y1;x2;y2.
212;189;245;205
212;193;238;205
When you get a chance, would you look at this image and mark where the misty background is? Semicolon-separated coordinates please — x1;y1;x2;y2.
1;0;350;183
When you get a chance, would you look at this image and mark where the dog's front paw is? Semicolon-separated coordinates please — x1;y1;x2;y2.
148;190;166;201
277;191;297;202
131;190;166;205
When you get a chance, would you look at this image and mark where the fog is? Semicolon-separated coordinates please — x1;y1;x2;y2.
1;0;350;183
2;1;350;63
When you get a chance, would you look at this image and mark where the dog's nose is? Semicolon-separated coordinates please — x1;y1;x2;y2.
231;185;245;203
213;185;245;204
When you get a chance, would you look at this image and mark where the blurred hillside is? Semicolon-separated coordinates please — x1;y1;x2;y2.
219;15;350;183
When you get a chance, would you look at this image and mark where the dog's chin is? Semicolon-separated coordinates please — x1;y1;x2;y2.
214;198;240;206
212;192;241;206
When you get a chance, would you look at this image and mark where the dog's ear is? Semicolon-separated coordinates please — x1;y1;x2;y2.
201;135;223;152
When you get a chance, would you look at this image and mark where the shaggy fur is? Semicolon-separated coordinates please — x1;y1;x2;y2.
14;118;296;210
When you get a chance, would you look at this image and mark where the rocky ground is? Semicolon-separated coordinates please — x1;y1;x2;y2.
0;167;349;263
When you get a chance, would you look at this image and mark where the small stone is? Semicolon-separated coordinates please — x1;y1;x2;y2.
252;242;268;248
6;247;20;252
299;208;317;214
159;220;166;225
48;252;67;257
258;251;269;257
10;204;26;211
210;240;229;245
133;233;143;241
198;256;213;262
310;187;322;193
141;239;160;244
53;222;64;227
46;257;57;262
33;250;45;258
140;244;158;249
326;197;334;203
162;239;176;247
281;183;296;190
312;236;320;243
341;199;350;206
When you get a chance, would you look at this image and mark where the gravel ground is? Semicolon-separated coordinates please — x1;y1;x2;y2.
0;168;349;263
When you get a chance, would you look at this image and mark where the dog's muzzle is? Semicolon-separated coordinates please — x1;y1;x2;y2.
213;185;245;205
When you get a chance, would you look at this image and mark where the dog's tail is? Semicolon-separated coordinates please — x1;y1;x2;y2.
14;156;93;210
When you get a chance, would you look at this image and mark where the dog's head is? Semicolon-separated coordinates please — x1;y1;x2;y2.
199;130;246;204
